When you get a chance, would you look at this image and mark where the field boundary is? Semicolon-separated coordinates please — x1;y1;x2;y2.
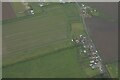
3;45;74;68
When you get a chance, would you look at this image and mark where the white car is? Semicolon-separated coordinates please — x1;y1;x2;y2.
89;64;93;67
90;60;94;63
96;50;98;53
40;4;43;7
94;62;97;65
83;46;86;48
84;50;86;53
30;10;34;14
71;39;73;42
80;35;82;37
91;65;95;69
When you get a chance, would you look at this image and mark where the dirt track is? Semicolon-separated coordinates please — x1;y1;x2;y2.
2;2;16;20
83;2;118;63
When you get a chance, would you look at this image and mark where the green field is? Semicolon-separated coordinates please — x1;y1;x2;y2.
3;47;100;78
3;2;100;78
3;6;69;66
11;2;26;17
71;23;86;37
106;62;118;78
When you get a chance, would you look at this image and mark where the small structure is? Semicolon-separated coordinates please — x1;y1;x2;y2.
71;39;73;42
90;60;94;63
95;58;99;62
83;6;87;10
80;35;82;37
89;64;93;67
94;9;96;12
92;52;96;55
40;4;43;7
83;46;86;48
91;57;96;59
30;9;34;14
75;39;79;43
99;65;103;73
59;0;65;3
91;65;95;69
90;45;93;48
82;40;85;43
39;2;44;7
84;50;86;53
83;37;86;39
94;62;97;65
96;50;98;53
95;56;99;59
82;4;85;7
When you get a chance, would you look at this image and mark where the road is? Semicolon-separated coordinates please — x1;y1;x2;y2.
74;2;111;78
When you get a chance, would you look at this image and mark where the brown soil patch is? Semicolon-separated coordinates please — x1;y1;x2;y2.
2;2;16;20
85;17;118;63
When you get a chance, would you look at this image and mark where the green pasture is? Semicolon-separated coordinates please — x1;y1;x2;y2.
71;23;86;37
3;47;99;78
61;3;81;22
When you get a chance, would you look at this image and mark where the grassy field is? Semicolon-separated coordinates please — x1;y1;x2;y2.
3;6;69;66
71;23;86;37
3;47;99;78
106;62;118;78
61;3;81;23
11;2;26;17
3;2;100;78
29;2;45;14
